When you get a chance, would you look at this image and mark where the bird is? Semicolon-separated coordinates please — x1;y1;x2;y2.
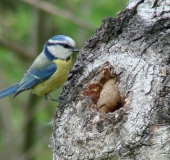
0;35;79;102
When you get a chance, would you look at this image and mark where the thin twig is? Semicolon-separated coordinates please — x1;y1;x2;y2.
21;0;97;31
0;39;35;60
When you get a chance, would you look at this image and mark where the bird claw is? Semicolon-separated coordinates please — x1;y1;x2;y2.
51;98;69;104
45;94;70;104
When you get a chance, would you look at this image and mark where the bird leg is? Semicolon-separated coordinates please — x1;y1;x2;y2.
45;94;69;104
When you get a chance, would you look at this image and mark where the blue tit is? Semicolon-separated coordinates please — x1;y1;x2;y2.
0;35;79;101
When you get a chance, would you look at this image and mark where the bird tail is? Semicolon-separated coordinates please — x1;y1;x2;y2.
0;83;18;99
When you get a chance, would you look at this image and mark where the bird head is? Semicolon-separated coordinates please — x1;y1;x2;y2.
44;35;79;61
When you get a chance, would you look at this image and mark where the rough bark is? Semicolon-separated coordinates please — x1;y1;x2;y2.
51;0;170;159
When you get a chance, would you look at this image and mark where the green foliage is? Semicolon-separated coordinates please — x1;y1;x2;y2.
0;0;128;160
12;5;31;43
0;49;24;82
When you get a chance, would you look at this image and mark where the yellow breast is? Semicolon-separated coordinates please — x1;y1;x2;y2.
32;57;72;96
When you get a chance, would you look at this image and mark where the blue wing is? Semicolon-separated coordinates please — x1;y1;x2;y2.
13;63;57;97
0;83;18;99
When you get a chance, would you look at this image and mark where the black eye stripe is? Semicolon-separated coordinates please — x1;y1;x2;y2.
58;43;72;48
48;42;72;49
60;43;69;48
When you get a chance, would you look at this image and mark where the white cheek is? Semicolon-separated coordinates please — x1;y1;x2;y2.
48;45;71;59
49;45;62;56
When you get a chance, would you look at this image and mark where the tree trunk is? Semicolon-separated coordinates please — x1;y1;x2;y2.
51;0;170;159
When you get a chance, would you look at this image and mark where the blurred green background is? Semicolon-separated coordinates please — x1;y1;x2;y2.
0;0;128;160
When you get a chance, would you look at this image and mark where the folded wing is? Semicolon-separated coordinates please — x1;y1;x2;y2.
14;63;57;97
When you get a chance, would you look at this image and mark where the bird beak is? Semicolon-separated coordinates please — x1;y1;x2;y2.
73;47;79;52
